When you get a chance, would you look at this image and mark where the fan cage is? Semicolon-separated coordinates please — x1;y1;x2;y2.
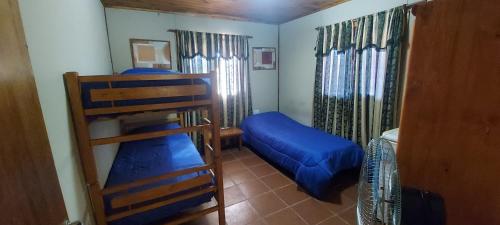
357;138;401;225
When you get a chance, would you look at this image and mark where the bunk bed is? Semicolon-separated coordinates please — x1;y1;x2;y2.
64;70;225;225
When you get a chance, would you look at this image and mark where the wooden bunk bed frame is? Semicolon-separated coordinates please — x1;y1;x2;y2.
64;71;225;225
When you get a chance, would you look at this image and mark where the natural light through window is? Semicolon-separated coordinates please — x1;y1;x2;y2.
217;57;239;98
191;55;239;98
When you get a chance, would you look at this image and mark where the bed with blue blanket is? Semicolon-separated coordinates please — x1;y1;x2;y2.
241;112;364;198
104;123;214;225
81;68;210;112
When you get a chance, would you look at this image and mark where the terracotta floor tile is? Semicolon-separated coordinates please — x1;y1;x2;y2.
261;173;293;190
320;193;355;215
317;216;348;225
247;219;268;225
222;153;237;163
274;184;310;206
232;148;255;159
338;206;357;225
292;199;333;225
342;184;358;201
223;160;247;175
197;198;218;210
223;175;235;189
225;201;259;225
183;211;219;225
249;192;287;216
265;208;307;225
230;169;257;184
222;148;236;155
238;179;270;198
187;152;360;225
249;164;278;177
224;185;246;206
241;155;266;167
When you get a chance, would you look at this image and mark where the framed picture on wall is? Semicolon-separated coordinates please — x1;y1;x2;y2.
253;47;276;70
130;39;172;69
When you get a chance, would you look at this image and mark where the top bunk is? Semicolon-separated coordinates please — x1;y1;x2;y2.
64;68;216;119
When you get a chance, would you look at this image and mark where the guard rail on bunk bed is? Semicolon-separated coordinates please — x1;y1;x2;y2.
64;71;225;225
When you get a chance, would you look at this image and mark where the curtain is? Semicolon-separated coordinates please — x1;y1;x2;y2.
313;6;407;149
175;30;253;147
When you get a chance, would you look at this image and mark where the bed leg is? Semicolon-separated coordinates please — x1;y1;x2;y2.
215;160;226;225
238;136;242;151
217;202;226;225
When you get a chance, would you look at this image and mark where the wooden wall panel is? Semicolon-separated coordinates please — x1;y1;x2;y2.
0;0;67;224
397;0;500;224
101;0;349;24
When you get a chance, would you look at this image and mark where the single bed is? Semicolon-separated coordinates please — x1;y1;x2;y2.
241;112;364;198
104;123;214;225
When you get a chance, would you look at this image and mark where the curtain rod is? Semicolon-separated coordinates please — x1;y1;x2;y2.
167;29;253;39
404;0;429;10
314;1;429;30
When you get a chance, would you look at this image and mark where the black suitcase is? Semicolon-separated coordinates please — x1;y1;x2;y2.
401;187;446;225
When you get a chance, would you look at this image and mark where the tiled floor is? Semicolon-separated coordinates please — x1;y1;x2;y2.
185;147;359;225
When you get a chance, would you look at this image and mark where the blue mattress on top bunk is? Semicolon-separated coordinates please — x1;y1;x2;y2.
81;68;211;110
241;112;364;198
104;123;214;225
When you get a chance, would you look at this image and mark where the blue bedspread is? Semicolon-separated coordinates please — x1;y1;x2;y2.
105;123;213;225
241;112;364;198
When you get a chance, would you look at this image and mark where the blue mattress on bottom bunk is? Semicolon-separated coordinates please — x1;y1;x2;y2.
104;123;214;225
241;112;364;198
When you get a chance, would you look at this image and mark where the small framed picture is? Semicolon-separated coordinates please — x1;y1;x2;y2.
253;47;276;70
130;39;172;69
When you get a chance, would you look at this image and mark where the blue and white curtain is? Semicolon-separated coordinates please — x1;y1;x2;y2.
175;30;253;128
175;30;253;146
313;6;407;148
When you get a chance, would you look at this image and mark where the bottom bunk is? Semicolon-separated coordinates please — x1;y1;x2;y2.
104;123;215;225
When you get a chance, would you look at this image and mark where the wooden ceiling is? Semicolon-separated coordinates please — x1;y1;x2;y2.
101;0;349;24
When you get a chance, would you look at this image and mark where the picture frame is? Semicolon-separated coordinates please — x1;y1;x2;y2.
130;39;172;69
253;47;276;70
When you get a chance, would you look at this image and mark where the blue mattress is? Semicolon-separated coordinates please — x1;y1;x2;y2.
81;68;210;110
241;112;364;198
104;123;214;225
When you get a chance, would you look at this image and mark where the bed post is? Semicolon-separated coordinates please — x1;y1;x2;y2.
209;71;226;225
64;72;107;225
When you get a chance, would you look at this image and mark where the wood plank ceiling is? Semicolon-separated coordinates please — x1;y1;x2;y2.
101;0;349;24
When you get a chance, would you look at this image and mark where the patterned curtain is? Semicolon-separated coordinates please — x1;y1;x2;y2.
313;6;407;149
175;30;253;146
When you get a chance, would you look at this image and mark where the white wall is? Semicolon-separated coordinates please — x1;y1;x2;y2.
105;8;279;113
18;0;114;224
89;120;121;188
279;0;419;125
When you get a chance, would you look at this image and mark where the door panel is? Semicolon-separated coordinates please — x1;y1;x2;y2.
0;0;67;224
397;0;500;224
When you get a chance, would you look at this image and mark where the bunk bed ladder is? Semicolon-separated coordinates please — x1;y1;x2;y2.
209;72;226;225
64;72;108;225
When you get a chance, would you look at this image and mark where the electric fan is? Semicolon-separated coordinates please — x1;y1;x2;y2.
357;138;401;225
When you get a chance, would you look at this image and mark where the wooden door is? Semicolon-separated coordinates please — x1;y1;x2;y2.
397;0;500;224
0;0;68;224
